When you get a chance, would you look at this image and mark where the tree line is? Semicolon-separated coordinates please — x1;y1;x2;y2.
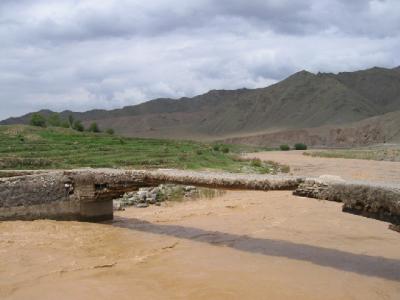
30;113;114;135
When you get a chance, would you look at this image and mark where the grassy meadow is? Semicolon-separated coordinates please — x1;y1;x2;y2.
0;125;287;173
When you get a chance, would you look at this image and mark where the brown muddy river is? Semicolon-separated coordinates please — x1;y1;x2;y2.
246;150;400;183
1;191;399;299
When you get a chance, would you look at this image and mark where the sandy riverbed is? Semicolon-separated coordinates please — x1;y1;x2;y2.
246;150;400;183
1;190;399;300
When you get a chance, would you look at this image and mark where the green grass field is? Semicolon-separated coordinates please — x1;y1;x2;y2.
0;125;287;174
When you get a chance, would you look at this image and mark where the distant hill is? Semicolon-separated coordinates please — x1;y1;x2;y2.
2;66;400;145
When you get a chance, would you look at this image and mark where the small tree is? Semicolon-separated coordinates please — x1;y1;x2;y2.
68;115;74;128
280;144;290;151
47;113;61;127
294;143;308;150
60;120;70;128
106;128;115;135
88;122;100;133
212;145;220;151
221;146;230;153
73;120;84;132
30;113;46;127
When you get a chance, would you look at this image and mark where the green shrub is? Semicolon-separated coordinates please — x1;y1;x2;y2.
73;120;84;132
221;146;230;153
47;113;61;127
88;122;100;133
60;120;70;128
294;143;308;150
106;128;115;135
280;144;290;151
212;145;220;151
68;115;74;127
30;113;47;127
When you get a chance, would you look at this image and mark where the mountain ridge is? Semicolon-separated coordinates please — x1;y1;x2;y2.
2;66;400;144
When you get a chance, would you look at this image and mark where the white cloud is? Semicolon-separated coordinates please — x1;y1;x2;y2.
0;0;399;119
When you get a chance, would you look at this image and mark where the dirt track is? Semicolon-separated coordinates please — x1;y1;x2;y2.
245;151;400;183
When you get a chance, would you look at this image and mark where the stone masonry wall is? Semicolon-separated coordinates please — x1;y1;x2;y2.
294;176;400;226
1;169;399;228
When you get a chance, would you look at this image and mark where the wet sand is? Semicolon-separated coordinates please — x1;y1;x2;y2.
1;191;399;299
245;151;400;183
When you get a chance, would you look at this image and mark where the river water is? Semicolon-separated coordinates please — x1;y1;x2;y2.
1;191;399;299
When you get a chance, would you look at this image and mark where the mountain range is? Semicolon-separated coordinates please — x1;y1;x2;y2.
2;66;400;147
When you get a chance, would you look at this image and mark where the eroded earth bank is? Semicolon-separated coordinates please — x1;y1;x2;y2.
1;190;399;300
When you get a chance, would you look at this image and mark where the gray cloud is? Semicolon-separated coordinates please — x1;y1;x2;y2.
0;0;399;119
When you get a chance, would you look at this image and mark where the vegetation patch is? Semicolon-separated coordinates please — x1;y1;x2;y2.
0;125;288;173
280;144;290;151
294;143;308;150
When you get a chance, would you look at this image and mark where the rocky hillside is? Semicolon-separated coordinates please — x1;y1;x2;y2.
334;67;400;113
222;110;400;147
2;66;400;143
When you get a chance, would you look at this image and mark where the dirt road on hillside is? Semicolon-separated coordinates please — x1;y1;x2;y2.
1;191;399;300
245;151;400;183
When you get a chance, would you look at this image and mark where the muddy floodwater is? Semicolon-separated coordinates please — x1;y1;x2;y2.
246;151;400;183
1;191;399;299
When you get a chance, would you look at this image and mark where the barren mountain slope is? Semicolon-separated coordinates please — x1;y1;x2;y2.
2;67;399;141
333;67;400;113
222;110;400;147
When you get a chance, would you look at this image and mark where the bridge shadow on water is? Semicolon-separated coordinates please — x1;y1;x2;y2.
110;217;400;282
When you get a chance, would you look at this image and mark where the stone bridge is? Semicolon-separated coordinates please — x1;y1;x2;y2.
0;169;399;230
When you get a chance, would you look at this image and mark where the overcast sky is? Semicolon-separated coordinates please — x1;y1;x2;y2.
1;0;399;120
